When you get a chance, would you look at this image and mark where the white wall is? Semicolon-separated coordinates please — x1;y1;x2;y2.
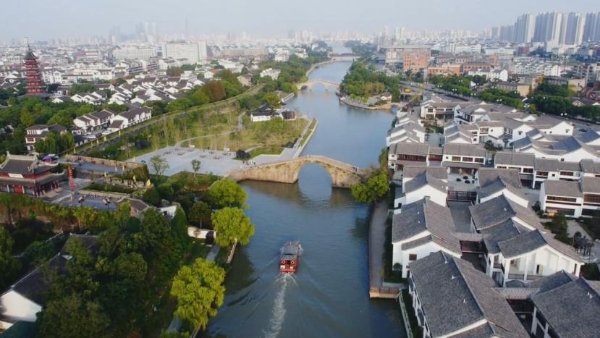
406;186;447;207
0;291;41;322
393;239;461;278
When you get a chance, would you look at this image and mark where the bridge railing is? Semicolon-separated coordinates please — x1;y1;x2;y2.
240;155;365;174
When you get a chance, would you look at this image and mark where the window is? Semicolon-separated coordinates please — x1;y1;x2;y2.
497;166;507;169
523;168;533;174
584;194;600;204
409;254;417;261
518;131;523;135
451;156;461;162
547;196;577;203
560;171;574;176
536;171;549;177
474;158;484;163
463;157;473;162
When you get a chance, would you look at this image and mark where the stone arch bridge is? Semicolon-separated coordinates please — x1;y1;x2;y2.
297;79;340;91
227;155;368;188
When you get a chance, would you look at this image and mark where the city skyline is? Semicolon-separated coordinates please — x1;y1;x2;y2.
3;0;599;41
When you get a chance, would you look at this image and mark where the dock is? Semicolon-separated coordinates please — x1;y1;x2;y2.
368;202;402;299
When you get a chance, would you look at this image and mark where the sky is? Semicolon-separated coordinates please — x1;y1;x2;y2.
3;0;598;40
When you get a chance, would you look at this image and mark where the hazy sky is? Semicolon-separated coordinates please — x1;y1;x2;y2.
4;0;598;40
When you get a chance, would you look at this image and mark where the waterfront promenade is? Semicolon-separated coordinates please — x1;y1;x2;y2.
368;202;402;299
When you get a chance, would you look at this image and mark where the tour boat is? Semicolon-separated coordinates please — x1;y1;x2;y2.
280;241;301;273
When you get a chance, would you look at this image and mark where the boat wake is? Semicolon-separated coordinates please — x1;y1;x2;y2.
263;274;296;338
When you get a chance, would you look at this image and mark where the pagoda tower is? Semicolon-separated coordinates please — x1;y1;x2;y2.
24;46;44;95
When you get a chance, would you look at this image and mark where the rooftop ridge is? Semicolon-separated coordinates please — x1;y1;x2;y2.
453;257;487;323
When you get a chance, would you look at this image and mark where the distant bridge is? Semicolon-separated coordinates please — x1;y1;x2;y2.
297;79;340;91
227;155;368;188
329;53;360;61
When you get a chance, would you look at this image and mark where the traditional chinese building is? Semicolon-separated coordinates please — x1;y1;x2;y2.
0;153;64;196
24;47;44;95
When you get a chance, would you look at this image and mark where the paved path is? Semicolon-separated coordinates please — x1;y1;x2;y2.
369;202;388;291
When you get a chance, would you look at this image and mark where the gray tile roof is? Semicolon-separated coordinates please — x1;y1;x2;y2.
0;155;58;175
409;252;529;338
528;270;577;293
389;142;430;156
578;129;600;144
531;278;600;338
535;158;560;172
543;181;583;198
579;159;600;174
444;143;487;157
477;177;528;204
498;229;582;262
405;172;447;194
469;195;542;231
477;168;523;189
392;199;460;253
581;177;600;194
494;152;535;167
402;166;447;181
481;219;526;254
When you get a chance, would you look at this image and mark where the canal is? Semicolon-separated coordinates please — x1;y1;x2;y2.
206;58;405;338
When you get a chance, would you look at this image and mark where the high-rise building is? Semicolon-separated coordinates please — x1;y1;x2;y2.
560;13;586;45
533;12;563;43
515;14;536;43
24;47;44;95
162;42;207;64
584;12;600;42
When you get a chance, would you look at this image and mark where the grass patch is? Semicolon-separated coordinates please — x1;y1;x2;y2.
401;289;423;338
85;182;135;194
383;217;405;283
168;172;220;191
300;119;317;147
248;146;284;158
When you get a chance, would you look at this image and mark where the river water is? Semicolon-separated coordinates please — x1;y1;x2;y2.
206;56;405;338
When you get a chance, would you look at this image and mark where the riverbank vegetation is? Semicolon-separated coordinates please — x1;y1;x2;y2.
0;174;254;337
340;61;401;103
344;40;376;60
351;149;391;204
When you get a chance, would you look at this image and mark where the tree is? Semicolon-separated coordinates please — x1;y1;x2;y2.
160;331;191;338
211;207;255;247
150;155;170;176
0;227;20;290
351;173;389;203
263;93;281;109
36;293;111;338
191;159;201;177
205;179;247;209
188;201;212;228
170;258;226;331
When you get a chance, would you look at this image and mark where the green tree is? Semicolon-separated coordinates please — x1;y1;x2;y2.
205;178;247;209
36;293;111;338
263;93;281;109
211;207;255;247
20;110;34;127
0;227;21;290
188;201;212;228
150;155;170;176
170;258;226;331
160;331;191;338
142;186;162;206
351;173;389;203
191;159;201;177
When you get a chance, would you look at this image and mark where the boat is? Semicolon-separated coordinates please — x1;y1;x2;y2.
280;241;301;273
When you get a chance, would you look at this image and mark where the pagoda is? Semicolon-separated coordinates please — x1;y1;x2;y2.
24;46;44;95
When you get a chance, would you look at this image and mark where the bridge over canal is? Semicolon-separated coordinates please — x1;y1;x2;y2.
227;155;368;188
297;79;340;91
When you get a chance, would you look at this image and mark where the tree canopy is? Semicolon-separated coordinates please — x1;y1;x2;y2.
0;226;21;290
170;258;226;331
351;173;390;204
205;178;248;209
211;207;255;247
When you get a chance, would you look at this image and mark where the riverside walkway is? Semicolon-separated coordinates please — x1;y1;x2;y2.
368;202;402;299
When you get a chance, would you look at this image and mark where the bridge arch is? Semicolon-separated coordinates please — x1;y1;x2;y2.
227;155;366;188
297;79;340;92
